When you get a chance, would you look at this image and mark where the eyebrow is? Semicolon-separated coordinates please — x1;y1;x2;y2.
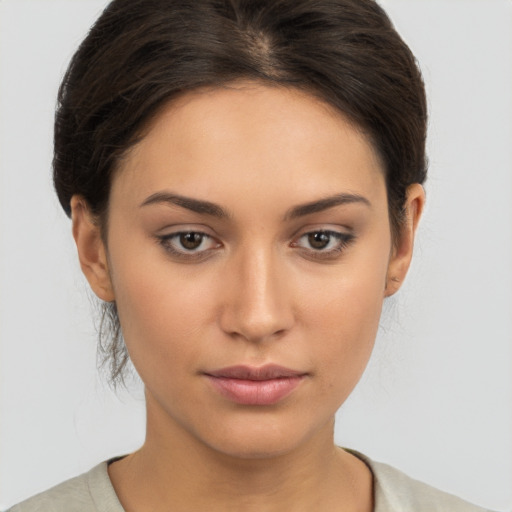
140;191;371;220
284;193;371;220
140;192;230;218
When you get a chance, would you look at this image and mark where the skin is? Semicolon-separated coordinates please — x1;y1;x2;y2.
71;82;424;512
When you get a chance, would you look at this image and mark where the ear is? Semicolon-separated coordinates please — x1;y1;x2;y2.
70;196;115;302
385;184;425;297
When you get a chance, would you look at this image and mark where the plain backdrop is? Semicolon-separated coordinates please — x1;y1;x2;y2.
1;0;511;510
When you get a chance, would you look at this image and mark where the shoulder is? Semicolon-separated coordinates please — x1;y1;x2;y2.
5;461;124;512
352;451;494;512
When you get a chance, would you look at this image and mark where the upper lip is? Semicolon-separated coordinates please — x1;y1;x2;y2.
205;364;306;381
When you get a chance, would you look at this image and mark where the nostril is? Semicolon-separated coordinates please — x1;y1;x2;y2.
220;313;293;343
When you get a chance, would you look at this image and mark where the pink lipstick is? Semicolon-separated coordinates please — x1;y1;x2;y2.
204;365;306;405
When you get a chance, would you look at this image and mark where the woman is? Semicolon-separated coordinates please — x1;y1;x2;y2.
4;0;502;511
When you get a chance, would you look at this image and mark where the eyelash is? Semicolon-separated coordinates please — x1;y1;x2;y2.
291;230;355;260
157;229;355;262
157;232;220;261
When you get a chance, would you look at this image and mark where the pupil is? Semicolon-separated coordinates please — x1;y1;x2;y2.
180;233;202;250
308;232;330;249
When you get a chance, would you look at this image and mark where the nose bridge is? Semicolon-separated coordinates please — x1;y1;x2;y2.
219;241;293;342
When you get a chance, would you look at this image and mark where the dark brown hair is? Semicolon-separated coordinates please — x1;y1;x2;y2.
54;0;427;384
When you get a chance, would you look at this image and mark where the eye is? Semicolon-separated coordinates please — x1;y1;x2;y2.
158;231;221;259
305;232;334;250
292;229;355;259
178;232;207;251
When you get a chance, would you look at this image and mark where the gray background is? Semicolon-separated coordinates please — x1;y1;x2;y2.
1;0;511;509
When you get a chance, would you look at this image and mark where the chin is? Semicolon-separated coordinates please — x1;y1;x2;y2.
206;434;305;461
193;412;334;462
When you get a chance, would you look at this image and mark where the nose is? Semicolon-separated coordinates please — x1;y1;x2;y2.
218;245;295;343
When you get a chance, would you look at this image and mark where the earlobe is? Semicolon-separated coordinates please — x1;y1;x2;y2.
70;196;115;302
385;184;425;297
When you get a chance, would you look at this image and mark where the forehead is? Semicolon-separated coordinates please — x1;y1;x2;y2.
113;82;385;208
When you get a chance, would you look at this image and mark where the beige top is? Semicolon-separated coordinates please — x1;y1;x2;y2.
6;452;494;512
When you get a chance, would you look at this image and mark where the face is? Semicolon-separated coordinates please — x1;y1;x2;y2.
74;82;420;459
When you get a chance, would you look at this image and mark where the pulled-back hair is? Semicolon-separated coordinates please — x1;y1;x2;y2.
54;0;427;384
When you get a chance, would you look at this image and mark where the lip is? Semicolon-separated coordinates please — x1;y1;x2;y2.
204;364;307;405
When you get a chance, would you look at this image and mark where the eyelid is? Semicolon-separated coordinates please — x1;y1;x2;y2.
290;224;354;242
290;227;356;259
156;228;222;261
154;224;355;262
291;229;353;247
155;222;217;236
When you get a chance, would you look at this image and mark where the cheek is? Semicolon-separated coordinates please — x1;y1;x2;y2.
310;281;383;367
298;252;389;396
109;253;218;374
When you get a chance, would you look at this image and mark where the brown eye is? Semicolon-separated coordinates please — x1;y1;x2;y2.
292;229;355;260
180;232;204;250
307;232;331;249
158;230;221;260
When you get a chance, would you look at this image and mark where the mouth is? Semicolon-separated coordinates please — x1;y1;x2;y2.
204;364;307;405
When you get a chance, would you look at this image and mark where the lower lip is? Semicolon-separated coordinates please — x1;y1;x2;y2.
206;376;304;405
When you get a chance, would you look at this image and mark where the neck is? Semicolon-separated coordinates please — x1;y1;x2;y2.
108;396;373;512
